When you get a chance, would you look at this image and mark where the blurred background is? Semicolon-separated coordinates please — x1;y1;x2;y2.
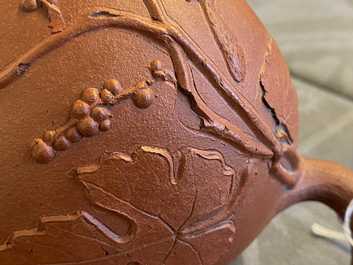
233;1;353;264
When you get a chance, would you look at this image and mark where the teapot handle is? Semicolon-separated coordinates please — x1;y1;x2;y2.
278;158;353;263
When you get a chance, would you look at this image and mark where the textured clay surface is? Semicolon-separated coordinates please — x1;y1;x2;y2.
1;1;337;265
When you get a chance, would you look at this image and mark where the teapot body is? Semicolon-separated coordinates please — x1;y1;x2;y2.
0;1;302;265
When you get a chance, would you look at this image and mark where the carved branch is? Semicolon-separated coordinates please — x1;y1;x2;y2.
1;3;290;162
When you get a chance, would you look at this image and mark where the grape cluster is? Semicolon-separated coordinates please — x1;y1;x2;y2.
32;76;156;164
32;79;123;164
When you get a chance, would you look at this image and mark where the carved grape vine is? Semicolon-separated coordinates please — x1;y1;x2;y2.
1;1;302;186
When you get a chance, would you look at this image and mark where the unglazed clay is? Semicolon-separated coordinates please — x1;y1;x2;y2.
0;1;353;265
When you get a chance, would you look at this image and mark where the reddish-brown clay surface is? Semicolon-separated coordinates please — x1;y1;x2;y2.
0;1;353;265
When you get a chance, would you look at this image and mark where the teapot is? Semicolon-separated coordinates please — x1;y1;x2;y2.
0;0;352;264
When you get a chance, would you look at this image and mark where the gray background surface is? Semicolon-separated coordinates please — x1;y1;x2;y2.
233;1;353;264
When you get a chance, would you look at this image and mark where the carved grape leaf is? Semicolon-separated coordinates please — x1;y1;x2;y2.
0;146;239;264
76;146;237;231
75;146;239;265
76;148;195;231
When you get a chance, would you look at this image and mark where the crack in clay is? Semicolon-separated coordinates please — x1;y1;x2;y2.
259;38;293;145
254;38;301;187
260;81;293;145
143;0;165;21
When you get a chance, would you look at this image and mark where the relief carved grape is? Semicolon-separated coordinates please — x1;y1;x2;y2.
31;78;155;164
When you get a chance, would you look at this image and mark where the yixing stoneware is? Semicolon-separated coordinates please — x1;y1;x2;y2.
1;1;353;265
